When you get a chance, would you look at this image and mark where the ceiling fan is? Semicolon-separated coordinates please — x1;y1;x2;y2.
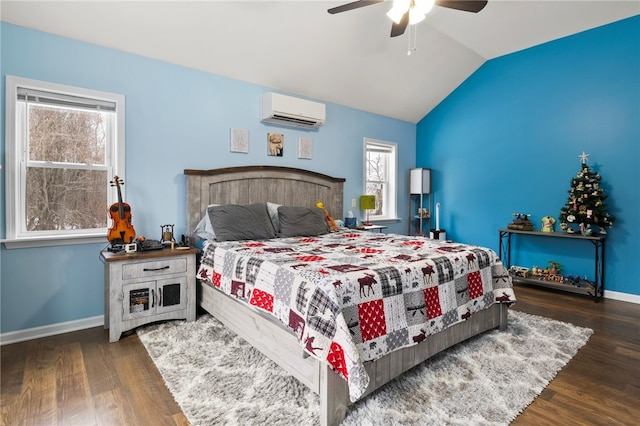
328;0;488;37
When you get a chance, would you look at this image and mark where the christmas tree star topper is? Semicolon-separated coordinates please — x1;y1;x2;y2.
579;151;590;164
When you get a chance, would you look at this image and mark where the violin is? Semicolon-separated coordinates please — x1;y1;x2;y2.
107;176;136;244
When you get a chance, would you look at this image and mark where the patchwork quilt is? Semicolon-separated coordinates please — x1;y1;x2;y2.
197;230;515;401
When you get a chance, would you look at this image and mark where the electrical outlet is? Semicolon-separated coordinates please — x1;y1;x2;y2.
352;198;357;208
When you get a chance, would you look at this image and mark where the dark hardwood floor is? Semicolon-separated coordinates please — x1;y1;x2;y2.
510;285;639;426
1;284;638;425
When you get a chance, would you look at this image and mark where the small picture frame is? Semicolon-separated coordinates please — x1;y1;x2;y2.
298;137;312;159
230;128;249;153
267;133;284;157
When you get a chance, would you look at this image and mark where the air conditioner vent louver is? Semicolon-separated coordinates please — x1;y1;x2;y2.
261;92;326;129
271;114;320;127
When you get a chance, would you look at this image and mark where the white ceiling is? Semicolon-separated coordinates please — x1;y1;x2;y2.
1;1;638;123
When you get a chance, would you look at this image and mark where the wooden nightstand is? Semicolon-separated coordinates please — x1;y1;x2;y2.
100;247;199;342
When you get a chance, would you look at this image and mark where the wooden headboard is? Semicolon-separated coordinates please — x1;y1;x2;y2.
184;166;345;236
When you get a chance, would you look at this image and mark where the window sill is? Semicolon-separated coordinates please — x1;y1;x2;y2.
2;234;107;249
368;217;401;224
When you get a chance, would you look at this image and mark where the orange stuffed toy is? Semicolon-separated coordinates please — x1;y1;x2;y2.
316;202;339;231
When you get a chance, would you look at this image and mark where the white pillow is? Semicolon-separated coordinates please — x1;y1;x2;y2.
266;202;282;234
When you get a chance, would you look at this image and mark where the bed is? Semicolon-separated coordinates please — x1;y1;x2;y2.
184;165;514;426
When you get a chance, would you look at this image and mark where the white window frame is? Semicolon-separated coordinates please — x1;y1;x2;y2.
3;75;125;249
364;138;398;221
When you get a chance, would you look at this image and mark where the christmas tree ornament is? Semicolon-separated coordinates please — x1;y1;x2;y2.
559;153;615;235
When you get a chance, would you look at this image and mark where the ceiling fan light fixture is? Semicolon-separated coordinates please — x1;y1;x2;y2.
328;0;488;40
387;0;410;23
413;0;435;15
408;8;426;25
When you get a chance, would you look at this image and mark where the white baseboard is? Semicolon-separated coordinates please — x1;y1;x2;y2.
0;315;104;346
604;290;640;304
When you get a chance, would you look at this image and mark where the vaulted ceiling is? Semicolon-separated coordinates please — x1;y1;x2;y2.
1;1;638;123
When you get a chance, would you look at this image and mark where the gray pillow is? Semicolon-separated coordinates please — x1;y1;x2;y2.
277;206;329;237
208;203;276;241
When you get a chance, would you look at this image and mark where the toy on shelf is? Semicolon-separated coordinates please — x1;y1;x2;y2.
547;260;562;275
564;275;596;290
507;213;533;231
509;266;531;278
417;208;430;218
541;216;555;232
514;260;565;284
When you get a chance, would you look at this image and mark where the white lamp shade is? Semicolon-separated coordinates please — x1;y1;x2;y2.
410;168;431;194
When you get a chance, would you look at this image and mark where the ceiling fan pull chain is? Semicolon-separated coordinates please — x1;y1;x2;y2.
407;24;417;55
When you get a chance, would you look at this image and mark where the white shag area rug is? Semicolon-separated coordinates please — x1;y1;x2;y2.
137;310;592;426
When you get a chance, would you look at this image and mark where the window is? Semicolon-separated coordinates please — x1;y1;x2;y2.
364;138;397;221
4;76;125;248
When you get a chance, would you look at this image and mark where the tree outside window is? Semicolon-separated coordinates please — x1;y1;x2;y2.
26;105;109;231
364;139;397;220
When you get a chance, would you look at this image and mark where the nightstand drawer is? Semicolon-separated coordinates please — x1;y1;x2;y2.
122;257;187;280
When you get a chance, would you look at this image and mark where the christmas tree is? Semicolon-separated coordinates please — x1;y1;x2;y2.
559;152;615;235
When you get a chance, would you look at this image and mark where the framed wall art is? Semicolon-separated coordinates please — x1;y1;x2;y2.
230;128;249;153
298;137;312;159
267;132;284;157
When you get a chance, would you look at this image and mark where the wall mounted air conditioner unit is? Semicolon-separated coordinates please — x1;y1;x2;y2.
261;92;326;129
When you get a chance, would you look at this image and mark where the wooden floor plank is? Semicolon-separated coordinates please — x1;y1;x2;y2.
8;340;57;426
93;388;133;426
171;411;191;426
6;369;57;426
81;329;122;397
54;342;96;426
1;283;638;425
112;351;180;426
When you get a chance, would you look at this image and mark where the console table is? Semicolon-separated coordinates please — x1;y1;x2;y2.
498;228;605;301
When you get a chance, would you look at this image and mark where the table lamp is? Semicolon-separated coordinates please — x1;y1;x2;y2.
360;195;376;226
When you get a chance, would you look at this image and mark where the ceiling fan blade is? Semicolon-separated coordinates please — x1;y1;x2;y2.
328;0;384;15
435;0;488;13
390;11;409;37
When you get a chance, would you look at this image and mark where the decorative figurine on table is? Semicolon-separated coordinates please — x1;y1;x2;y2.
508;213;533;231
541;216;555;232
161;224;176;248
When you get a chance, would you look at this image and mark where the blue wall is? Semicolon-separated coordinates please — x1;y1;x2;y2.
417;16;639;296
0;23;416;334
